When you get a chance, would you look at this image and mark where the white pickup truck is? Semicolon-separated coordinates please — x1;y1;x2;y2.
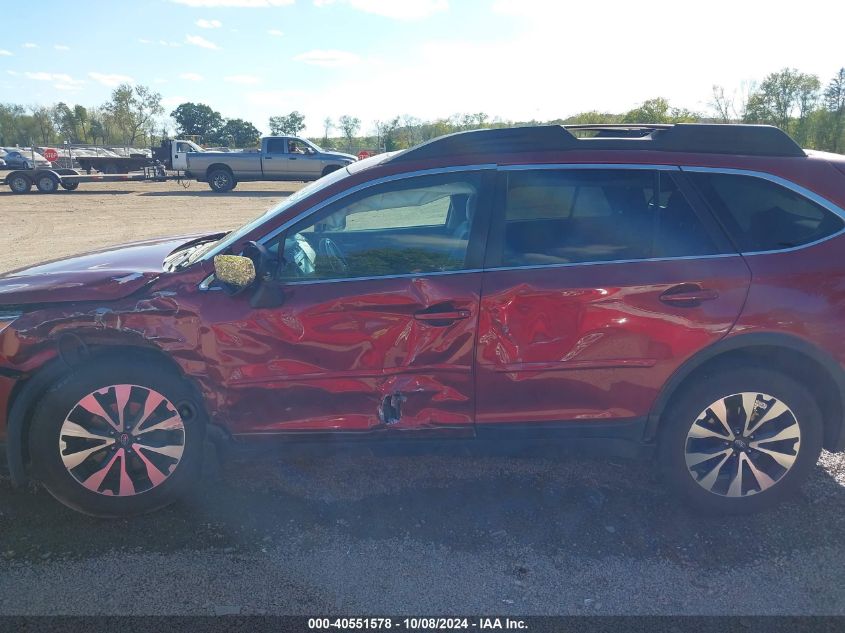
182;136;357;192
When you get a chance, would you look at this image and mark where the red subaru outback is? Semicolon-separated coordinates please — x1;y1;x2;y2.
2;123;845;517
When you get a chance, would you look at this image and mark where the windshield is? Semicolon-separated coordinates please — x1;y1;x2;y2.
198;165;353;262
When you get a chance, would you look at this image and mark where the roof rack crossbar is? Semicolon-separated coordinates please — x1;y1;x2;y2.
387;123;806;163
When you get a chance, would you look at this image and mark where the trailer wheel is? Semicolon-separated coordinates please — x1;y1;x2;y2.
208;168;235;193
60;182;79;191
36;174;60;193
8;174;32;194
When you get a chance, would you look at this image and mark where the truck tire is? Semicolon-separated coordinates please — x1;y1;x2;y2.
36;173;59;193
101;162;118;175
8;174;32;194
60;181;79;191
208;168;235;193
322;165;341;177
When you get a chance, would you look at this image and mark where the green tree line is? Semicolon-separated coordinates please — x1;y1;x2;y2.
2;67;843;154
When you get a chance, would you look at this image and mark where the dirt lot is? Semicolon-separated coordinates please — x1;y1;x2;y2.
0;180;301;272
1;181;845;616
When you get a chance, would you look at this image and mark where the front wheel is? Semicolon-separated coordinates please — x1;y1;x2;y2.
207;168;235;193
659;367;823;514
29;356;206;517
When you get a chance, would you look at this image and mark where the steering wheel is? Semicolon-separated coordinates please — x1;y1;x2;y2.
318;237;349;274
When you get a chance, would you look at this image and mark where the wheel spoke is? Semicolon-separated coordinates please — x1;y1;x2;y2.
77;393;120;431
60;421;112;441
134;442;183;459
685;448;732;469
748;399;789;434
743;454;777;492
740;392;758;435
688;423;731;441
750;442;800;469
756;425;800;444
61;440;114;470
133;412;181;436
118;452;136;496
81;450;121;493
727;456;744;497
697;451;732;491
114;385;132;431
134;447;169;487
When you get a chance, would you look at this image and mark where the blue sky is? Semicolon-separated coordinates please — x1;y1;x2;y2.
1;0;843;137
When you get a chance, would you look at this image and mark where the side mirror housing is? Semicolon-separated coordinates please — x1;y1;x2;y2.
213;255;256;294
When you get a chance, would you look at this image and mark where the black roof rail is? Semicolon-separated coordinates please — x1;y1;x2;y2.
387;123;806;163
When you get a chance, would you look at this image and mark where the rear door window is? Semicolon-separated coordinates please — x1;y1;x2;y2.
495;169;725;267
688;172;844;252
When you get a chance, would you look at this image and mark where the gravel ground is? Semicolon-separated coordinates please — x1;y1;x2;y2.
1;180;845;615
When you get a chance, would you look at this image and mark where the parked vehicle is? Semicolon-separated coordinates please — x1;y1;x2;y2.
2;123;845;517
1;149;50;170
183;136;357;192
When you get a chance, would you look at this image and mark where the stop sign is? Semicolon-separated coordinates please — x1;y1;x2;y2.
43;148;59;162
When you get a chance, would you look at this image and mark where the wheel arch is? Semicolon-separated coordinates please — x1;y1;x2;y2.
204;163;235;180
5;329;223;488
646;332;845;452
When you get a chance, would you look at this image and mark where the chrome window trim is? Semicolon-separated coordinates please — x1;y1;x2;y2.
256;164;496;248
498;163;680;172
277;268;485;286
680;166;845;256
484;253;742;274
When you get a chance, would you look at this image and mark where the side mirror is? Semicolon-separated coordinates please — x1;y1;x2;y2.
213;255;256;294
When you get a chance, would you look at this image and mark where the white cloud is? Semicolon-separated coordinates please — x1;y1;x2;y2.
138;38;152;44
185;34;220;49
268;29;284;36
160;40;182;47
171;0;293;6
294;49;360;67
225;74;262;84
6;70;19;76
88;72;134;87
22;43;39;49
179;72;204;81
196;18;222;28
314;0;448;19
0;49;12;56
54;44;71;51
21;71;85;90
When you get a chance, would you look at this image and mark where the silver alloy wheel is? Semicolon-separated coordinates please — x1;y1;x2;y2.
212;171;232;190
684;392;801;497
59;384;186;497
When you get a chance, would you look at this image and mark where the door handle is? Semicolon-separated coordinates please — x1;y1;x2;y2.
414;309;471;323
659;284;719;307
265;156;273;160
289;157;297;160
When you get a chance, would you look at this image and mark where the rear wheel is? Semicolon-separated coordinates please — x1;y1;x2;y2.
36;173;59;193
208;168;235;193
60;181;79;191
659;366;823;514
8;174;32;194
29;357;206;517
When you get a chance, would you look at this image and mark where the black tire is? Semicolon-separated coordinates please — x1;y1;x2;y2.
659;366;823;514
35;173;59;193
60;181;79;191
100;162;118;175
208;168;235;193
29;356;206;518
322;165;341;177
8;173;32;194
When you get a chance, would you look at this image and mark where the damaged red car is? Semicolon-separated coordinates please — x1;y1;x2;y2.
3;123;845;517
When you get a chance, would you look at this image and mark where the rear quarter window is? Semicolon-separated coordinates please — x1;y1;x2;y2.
689;172;844;252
